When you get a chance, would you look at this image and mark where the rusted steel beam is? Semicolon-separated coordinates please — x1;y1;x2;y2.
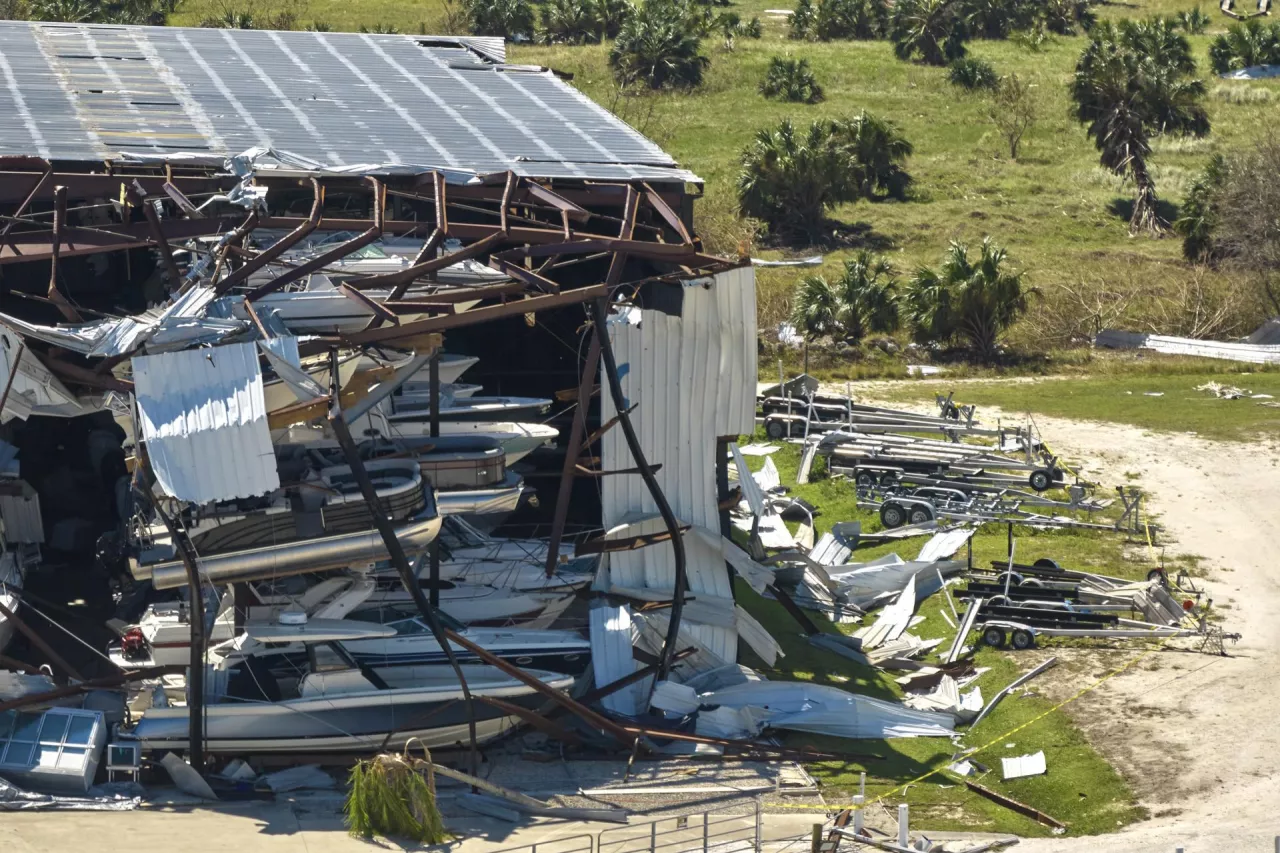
247;177;384;300
476;696;585;745
46;358;133;393
162;181;204;218
499;171;515;233
489;257;560;294
0;172;229;205
642;182;691;244
582;403;637;448
574;463;663;477
509;237;708;262
215;178;322;295
964;780;1066;829
0;161;50;238
339;282;399;326
46;187;82;323
127;181;183;287
545;326;601;575
356;230;505;291
0;341;25;418
382;301;459;315
393;281;525;305
604;186;639;288
241;296;271;341
342;284;608;344
0;599;83;681
258;216;618;245
387;229;443;301
524;181;590;223
0;217;239;264
576;526;690;555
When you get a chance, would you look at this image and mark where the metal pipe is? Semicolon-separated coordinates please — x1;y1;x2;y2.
591;297;687;683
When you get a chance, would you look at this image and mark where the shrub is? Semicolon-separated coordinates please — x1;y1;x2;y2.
791;251;901;342
743;15;762;37
610;0;710;89
29;0;178;24
1040;0;1094;35
890;0;968;65
1208;20;1280;74
737;112;912;240
790;0;888;40
1175;7;1209;35
987;72;1036;159
903;237;1029;359
542;0;602;43
1175;154;1228;263
463;0;535;37
963;0;1036;39
948;57;998;90
760;56;825;103
360;22;401;33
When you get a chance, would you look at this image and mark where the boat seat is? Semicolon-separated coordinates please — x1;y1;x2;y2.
299;668;377;697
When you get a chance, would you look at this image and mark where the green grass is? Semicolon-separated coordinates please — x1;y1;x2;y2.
873;369;1280;440
733;435;1150;836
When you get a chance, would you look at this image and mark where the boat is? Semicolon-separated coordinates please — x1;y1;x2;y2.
345;413;558;465
435;470;527;532
120;618;574;755
387;394;552;423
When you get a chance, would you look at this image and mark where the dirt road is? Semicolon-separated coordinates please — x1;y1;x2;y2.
850;387;1280;850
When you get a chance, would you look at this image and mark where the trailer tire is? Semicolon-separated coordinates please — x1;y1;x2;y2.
982;627;1007;648
1033;558;1061;571
880;502;907;529
879;472;898;487
907;504;936;525
1019;578;1044;588
856;471;876;489
1029;468;1054;492
766;419;787;439
1147;568;1169;588
996;571;1024;587
988;595;1011;608
1011;629;1036;650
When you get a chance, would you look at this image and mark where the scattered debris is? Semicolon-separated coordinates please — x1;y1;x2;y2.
1001;751;1047;780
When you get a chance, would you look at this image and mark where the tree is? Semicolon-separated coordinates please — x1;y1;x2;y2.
736;113;913;240
29;0;179;23
609;0;710;89
987;72;1035;159
1174;154;1227;263
790;0;887;40
791;251;901;342
889;0;968;66
1070;20;1209;234
948;57;998;91
463;0;535;37
1208;20;1280;74
903;237;1029;359
760;56;824;104
1040;0;1094;35
963;0;1036;39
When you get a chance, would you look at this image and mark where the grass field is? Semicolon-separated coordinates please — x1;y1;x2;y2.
875;368;1280;440
732;435;1155;836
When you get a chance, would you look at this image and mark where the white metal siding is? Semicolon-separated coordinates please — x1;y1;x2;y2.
132;341;279;504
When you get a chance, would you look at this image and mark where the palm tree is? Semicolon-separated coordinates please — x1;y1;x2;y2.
463;0;536;38
1208;20;1280;74
610;0;710;89
737;114;913;240
889;0;968;66
541;0;604;43
1174;153;1228;262
27;0;97;21
759;56;824;104
1071;21;1209;234
904;238;1027;359
833;110;914;199
791;251;901;342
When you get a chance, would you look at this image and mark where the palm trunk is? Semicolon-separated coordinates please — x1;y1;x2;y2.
1129;156;1168;237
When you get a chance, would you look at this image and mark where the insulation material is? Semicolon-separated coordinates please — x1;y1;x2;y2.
700;681;955;739
132;341;279;503
904;675;984;722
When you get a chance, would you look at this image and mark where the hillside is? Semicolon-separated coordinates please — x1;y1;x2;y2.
169;0;1277;351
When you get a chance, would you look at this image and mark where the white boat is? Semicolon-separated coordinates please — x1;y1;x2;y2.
347;414;558;465
388;394;552;423
435;470;527;532
121;618;573;755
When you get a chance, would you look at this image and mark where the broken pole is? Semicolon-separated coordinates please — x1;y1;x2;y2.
325;348;478;777
46;186;81;322
963;779;1065;830
545;322;601;576
128;181;183;287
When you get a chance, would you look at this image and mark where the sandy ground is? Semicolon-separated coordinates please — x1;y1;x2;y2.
850;387;1280;851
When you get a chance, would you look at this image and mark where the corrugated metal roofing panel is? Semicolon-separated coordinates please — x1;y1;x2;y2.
0;492;43;543
0;21;697;182
132;341;279;503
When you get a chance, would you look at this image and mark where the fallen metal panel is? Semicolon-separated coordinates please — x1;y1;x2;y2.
132;341;280;503
589;600;645;717
1096;329;1280;364
1002;750;1046;780
0;491;42;544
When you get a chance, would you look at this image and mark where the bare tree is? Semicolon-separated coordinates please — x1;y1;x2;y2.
1213;129;1280;314
987;73;1035;160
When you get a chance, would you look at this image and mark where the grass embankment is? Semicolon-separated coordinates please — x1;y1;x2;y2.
733;434;1152;836
873;368;1280;441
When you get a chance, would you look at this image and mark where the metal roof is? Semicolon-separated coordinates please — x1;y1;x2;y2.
0;21;699;183
132;341;280;504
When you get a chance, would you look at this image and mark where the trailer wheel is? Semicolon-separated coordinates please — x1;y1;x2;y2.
879;502;907;529
1033;558;1061;571
988;595;1011;608
996;571;1024;587
1146;568;1169;588
765;419;786;439
982;627;1008;648
1029;468;1054;492
1011;629;1036;650
907;504;936;525
856;471;876;488
1019;578;1043;588
879;472;898;487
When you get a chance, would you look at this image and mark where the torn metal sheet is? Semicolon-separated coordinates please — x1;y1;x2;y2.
1002;751;1046;780
0;323;94;422
853;574;916;650
1096;328;1280;365
132;341;279;503
590;600;645;717
904;675;983;722
699;680;954;739
916;528;974;562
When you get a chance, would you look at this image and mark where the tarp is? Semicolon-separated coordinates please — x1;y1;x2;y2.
132;341;280;503
0;778;139;812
